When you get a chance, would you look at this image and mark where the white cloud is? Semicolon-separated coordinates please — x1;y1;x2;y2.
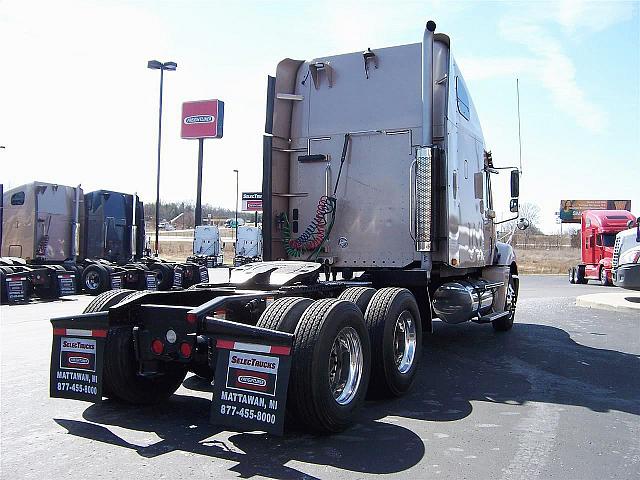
499;17;607;133
460;0;635;134
552;0;635;33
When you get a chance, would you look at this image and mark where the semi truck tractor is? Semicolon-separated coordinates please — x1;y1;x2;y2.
612;219;640;290
187;225;224;268
568;210;636;286
1;182;85;301
234;225;263;265
50;21;523;434
1;183;206;301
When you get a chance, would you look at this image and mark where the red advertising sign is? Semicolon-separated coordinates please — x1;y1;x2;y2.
181;100;224;139
242;192;262;212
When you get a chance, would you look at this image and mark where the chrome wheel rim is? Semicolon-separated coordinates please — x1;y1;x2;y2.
85;271;101;290
394;310;417;374
328;326;363;405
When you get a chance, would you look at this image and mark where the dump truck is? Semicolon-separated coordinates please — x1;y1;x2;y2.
50;21;522;434
568;210;636;286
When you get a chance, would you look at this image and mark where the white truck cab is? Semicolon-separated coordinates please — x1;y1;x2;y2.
192;225;223;267
613;220;640;290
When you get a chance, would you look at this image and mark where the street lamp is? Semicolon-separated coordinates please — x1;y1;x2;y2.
233;169;239;256
147;59;177;256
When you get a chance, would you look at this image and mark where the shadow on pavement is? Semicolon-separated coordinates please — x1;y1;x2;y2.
55;318;639;478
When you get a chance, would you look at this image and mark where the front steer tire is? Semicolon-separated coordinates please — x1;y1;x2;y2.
83;289;187;404
288;299;371;434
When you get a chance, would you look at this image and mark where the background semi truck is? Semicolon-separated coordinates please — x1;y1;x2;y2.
50;21;524;434
568;209;636;286
234;225;263;265
1;183;206;301
612;218;640;290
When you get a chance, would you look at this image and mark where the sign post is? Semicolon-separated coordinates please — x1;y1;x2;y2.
181;99;225;226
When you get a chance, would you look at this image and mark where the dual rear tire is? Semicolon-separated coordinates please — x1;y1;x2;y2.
257;287;422;433
84;289;187;404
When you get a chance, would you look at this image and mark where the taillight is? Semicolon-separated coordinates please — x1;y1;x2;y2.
179;342;192;358
151;339;164;355
186;313;198;325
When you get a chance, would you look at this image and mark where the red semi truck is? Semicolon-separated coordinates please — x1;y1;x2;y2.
569;210;636;286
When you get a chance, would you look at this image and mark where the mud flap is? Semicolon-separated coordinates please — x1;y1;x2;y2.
199;265;209;283
172;265;184;288
110;273;123;289
57;272;77;296
145;272;158;291
5;274;29;303
211;339;292;435
50;312;108;402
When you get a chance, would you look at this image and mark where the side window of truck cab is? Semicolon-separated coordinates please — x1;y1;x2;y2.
456;77;471;121
10;191;25;205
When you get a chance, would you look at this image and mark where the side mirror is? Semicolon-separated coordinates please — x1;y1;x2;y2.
510;198;519;213
510;170;520;198
517;217;530;230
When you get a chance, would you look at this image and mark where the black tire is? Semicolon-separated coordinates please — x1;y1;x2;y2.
569;267;576;284
492;272;518;332
600;267;612;286
576;265;587;284
150;263;174;290
84;289;187;403
83;289;136;313
0;267;9;303
256;297;314;333
364;288;422;397
103;326;187;404
338;287;377;314
288;299;371;433
82;264;110;295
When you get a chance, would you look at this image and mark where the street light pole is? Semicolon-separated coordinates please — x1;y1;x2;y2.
147;59;177;257
154;67;164;256
234;169;239;256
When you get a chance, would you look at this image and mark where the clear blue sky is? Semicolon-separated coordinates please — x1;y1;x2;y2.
1;0;638;232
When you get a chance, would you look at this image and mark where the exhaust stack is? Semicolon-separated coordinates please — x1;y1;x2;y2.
422;20;436;146
71;184;81;261
131;193;138;261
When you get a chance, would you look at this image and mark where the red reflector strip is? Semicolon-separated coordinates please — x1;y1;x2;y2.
215;339;291;356
53;328;107;338
270;345;291;356
216;339;235;350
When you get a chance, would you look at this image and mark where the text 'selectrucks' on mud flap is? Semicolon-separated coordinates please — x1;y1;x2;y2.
50;287;295;435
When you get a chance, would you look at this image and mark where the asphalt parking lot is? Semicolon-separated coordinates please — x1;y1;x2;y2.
1;275;638;479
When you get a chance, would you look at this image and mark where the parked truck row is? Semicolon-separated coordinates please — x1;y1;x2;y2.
50;21;527;435
1;183;211;303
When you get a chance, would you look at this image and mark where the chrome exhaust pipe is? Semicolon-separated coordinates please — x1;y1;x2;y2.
422;20;436;147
